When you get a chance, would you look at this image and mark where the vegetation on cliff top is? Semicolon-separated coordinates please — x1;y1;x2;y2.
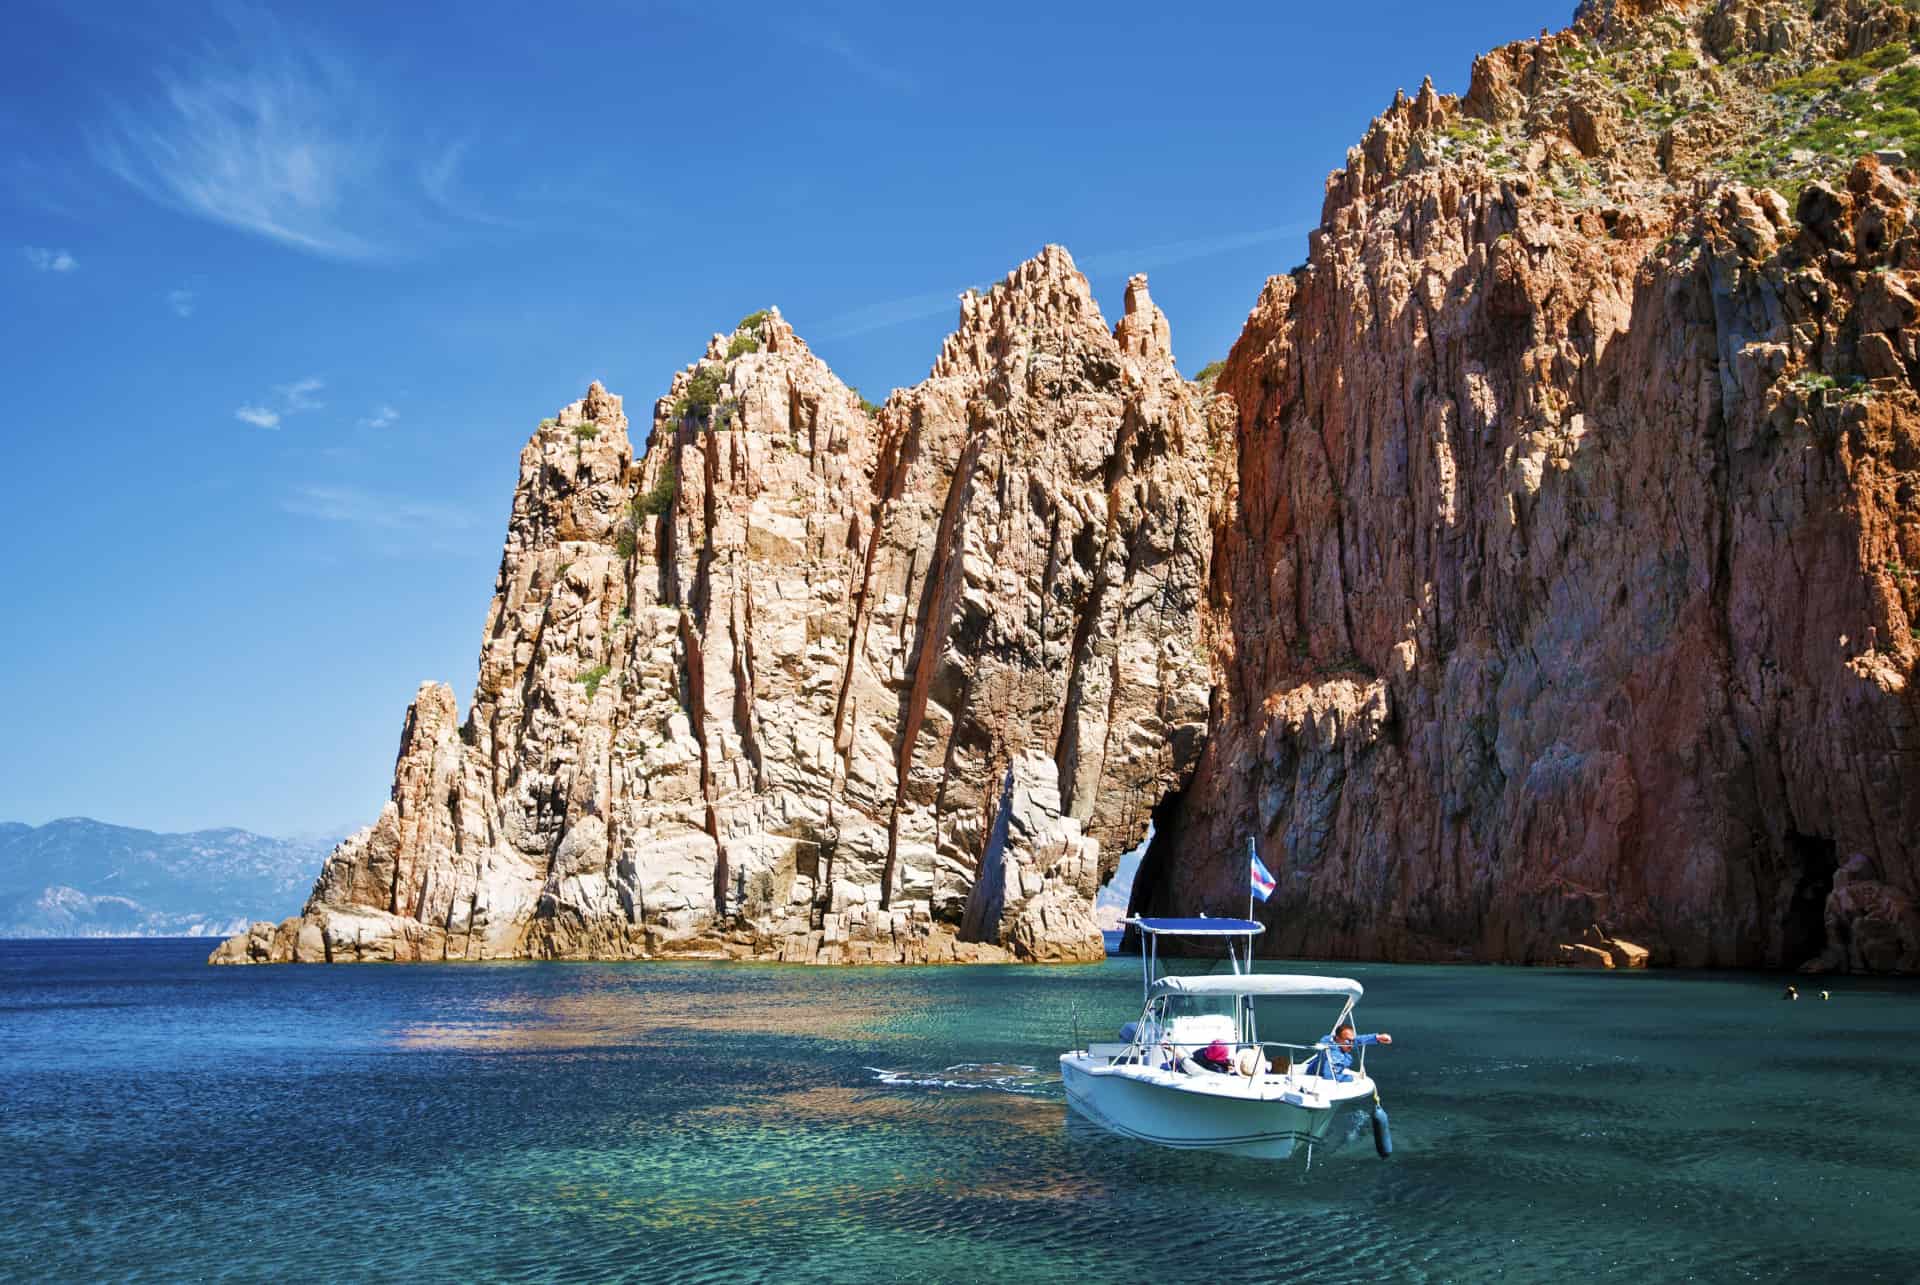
1732;53;1920;196
1397;1;1920;206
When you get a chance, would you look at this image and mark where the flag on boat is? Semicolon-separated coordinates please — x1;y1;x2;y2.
1248;840;1276;903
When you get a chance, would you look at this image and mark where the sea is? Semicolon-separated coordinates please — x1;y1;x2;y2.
3;938;1917;1283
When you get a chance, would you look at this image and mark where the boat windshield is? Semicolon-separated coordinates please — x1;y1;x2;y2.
1163;993;1237;1020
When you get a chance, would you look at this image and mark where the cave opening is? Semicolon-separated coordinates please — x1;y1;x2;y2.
1780;830;1838;969
1116;784;1190;955
1092;821;1153;951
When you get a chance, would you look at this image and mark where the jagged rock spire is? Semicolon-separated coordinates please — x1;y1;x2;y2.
214;245;1220;967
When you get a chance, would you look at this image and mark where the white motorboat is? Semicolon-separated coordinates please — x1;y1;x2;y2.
1060;917;1382;1160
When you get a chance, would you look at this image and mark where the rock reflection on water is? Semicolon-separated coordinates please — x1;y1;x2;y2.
385;964;895;1049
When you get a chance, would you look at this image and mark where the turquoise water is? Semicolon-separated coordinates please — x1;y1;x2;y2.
3;941;1918;1282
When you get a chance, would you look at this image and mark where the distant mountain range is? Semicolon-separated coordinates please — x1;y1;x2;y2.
0;819;339;938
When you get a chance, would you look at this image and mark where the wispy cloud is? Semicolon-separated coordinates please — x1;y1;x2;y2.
419;139;518;228
92;20;380;259
813;223;1316;341
760;17;916;94
88;15;501;260
23;246;77;272
167;287;195;317
276;377;325;411
812;31;917;93
813;286;971;340
359;404;399;429
1078;223;1315;275
234;375;325;429
282;485;476;551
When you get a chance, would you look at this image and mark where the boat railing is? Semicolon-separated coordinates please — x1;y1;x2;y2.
1254;1040;1342;1072
1084;1042;1136;1061
1086;1038;1328;1069
1258;1039;1371;1080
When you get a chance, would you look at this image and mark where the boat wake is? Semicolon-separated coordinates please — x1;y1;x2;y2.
865;1063;1057;1096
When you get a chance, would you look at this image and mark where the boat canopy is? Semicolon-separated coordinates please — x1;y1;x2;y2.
1150;974;1363;1001
1126;917;1265;937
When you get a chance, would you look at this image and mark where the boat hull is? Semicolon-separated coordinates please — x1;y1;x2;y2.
1059;1055;1372;1160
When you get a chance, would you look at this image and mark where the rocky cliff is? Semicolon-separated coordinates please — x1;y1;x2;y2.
1134;0;1920;972
215;252;1218;964
222;0;1920;972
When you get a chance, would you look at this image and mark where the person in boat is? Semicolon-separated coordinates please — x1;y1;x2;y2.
1305;1022;1392;1081
1192;1038;1236;1073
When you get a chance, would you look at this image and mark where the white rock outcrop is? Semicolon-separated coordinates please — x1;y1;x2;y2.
214;249;1220;965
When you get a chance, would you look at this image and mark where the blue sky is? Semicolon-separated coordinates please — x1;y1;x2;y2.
0;0;1556;837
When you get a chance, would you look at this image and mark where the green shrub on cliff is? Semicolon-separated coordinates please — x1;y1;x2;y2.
1727;50;1920;196
1773;43;1907;99
578;665;611;700
1867;42;1913;71
727;331;760;359
613;461;679;559
1194;360;1226;384
686;365;724;411
669;364;727;425
736;309;770;331
1663;49;1699;72
634;461;678;519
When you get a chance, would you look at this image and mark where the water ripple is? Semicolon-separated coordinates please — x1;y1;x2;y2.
5;941;1920;1282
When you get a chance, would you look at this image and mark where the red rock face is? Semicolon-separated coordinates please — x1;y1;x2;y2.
1143;148;1920;971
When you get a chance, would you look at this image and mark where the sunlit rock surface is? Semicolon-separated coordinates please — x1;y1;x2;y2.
1136;0;1920;973
215;252;1218;965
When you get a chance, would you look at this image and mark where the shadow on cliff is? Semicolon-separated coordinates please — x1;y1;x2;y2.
1146;170;1918;972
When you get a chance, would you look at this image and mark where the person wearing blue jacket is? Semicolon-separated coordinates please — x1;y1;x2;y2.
1306;1022;1393;1080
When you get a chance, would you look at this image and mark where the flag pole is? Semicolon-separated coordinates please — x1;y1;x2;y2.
1247;835;1255;923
